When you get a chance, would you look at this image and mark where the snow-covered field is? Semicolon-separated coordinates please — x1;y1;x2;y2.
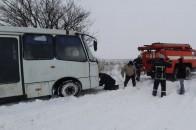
1;73;196;130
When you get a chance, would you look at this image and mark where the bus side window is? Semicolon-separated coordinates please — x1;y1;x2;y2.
23;34;54;60
0;37;20;83
55;35;87;62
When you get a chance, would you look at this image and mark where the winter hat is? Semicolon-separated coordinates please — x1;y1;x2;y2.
178;58;183;62
99;73;103;77
128;61;133;65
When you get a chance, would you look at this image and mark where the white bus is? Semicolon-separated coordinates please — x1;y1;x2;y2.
0;26;99;103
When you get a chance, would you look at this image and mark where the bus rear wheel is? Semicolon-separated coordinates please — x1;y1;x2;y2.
58;80;81;97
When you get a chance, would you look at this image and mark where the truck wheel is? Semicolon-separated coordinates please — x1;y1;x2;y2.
186;67;191;80
58;80;81;97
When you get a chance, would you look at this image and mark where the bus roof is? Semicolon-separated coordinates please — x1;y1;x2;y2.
0;26;78;35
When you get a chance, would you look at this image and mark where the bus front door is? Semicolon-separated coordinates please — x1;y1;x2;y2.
0;36;23;99
89;61;99;88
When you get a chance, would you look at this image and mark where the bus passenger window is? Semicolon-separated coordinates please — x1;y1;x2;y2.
0;37;20;83
23;34;54;60
55;35;87;62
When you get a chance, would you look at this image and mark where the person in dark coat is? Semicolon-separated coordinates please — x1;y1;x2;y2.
99;73;119;90
177;58;186;95
152;54;172;97
133;55;143;81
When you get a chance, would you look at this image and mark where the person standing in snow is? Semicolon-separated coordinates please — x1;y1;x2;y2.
152;54;172;97
177;58;186;95
133;55;143;81
121;61;136;87
99;73;118;90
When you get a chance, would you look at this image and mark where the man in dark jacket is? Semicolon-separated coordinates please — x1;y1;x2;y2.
152;54;172;97
133;55;143;81
99;73;119;90
177;58;186;95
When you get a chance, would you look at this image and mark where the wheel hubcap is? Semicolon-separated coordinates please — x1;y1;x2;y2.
61;83;79;96
65;86;76;95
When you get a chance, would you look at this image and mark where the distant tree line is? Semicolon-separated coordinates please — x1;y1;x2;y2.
98;59;129;74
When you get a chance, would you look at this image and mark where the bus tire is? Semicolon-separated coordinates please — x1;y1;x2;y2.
58;80;81;97
186;66;191;80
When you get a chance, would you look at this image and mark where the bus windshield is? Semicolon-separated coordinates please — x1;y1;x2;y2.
82;35;97;62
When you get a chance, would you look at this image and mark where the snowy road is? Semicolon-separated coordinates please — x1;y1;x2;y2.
1;74;196;130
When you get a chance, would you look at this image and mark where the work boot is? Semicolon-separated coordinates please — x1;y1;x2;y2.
115;85;119;89
178;91;185;95
152;90;157;96
161;92;166;97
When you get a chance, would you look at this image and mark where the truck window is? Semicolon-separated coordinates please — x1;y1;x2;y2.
192;51;196;56
0;37;20;83
23;34;54;60
55;35;87;62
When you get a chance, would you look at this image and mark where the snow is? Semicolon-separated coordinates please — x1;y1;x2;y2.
1;73;196;130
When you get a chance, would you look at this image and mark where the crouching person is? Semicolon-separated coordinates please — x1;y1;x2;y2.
99;73;119;90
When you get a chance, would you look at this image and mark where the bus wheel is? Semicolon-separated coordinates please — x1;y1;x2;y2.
58;81;81;97
186;67;191;80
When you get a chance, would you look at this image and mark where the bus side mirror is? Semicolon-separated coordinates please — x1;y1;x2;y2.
94;40;97;51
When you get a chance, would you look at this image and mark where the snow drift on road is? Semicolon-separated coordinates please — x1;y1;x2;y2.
1;74;196;130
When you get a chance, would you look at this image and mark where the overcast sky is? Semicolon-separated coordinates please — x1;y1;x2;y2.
76;0;196;59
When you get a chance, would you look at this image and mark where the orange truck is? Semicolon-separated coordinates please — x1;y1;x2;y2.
138;42;196;80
